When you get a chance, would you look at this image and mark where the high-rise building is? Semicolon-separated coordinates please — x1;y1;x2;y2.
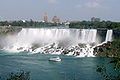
43;13;48;22
91;17;100;22
52;16;60;23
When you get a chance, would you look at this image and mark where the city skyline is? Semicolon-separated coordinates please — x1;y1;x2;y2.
0;0;120;21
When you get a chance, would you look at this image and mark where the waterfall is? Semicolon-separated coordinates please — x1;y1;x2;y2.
0;28;101;57
105;30;113;42
81;29;97;43
5;28;98;47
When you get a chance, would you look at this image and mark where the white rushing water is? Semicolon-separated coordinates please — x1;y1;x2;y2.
105;30;113;42
0;28;113;57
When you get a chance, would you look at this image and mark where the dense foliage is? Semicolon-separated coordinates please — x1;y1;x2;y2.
69;21;120;29
0;20;62;28
94;40;120;57
1;20;120;29
0;26;21;35
96;56;120;80
6;71;30;80
0;70;30;80
96;39;120;80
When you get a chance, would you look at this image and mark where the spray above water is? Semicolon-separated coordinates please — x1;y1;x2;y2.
0;28;113;57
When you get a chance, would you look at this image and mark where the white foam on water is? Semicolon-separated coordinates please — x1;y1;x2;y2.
0;28;113;57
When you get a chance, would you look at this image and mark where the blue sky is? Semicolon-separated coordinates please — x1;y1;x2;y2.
0;0;120;21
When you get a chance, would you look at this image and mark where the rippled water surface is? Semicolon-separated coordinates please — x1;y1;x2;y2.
0;51;111;80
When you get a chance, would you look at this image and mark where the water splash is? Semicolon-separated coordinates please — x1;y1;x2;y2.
0;28;113;57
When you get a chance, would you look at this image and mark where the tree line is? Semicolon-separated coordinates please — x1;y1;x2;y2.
0;20;62;28
1;20;120;29
69;21;120;29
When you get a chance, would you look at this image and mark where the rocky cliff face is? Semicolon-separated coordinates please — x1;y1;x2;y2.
113;29;120;39
94;40;120;57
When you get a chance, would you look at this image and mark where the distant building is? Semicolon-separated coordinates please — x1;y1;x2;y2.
43;13;48;22
91;17;100;22
52;16;60;23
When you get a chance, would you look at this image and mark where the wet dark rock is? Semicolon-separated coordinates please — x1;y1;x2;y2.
17;47;24;50
78;43;86;47
94;41;116;57
62;49;70;54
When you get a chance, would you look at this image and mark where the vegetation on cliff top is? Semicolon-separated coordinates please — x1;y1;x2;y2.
69;21;120;29
96;39;120;80
94;39;120;58
0;20;63;28
1;20;120;29
0;26;22;35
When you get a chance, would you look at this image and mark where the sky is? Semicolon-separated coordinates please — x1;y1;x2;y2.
0;0;120;21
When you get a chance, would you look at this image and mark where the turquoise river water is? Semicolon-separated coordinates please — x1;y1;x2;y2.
0;50;114;80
